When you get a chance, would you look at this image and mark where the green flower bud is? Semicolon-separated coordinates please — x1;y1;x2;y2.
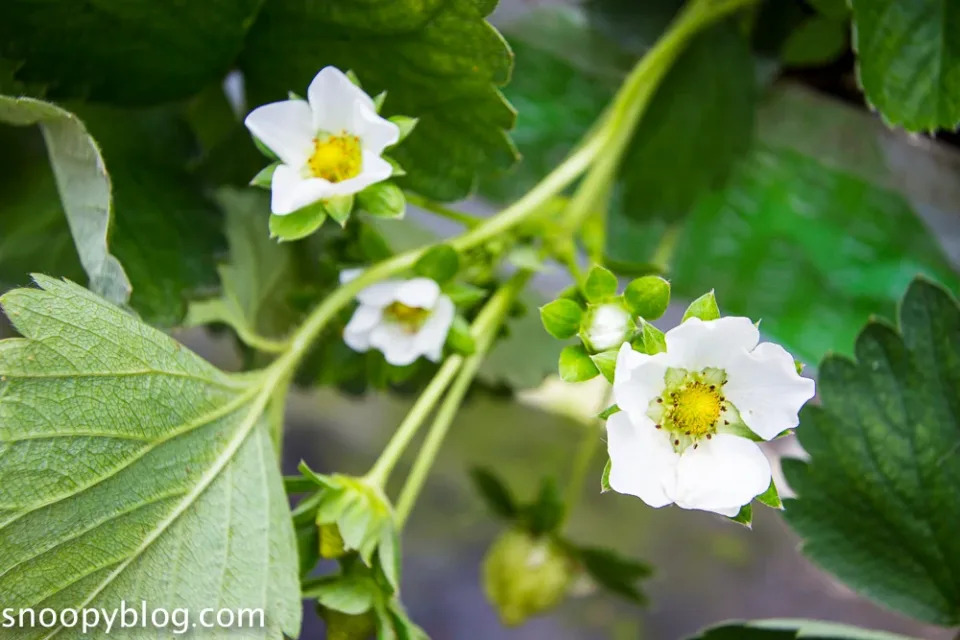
483;529;574;626
320;607;377;640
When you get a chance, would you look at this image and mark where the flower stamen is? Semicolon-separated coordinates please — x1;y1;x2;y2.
308;133;362;182
384;302;430;333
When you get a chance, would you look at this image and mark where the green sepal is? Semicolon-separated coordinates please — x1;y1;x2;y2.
624;275;671;319
540;299;583;340
559;344;599;382
252;135;280;161
373;91;387;113
639;319;666;355
755;479;783;510
590;349;618;383
728;503;753;528
507;245;545;272
386;157;406;177
250;162;279;189
326;194;355;227
377;527;401;592
306;575;378;615
358;224;393;261
446;315;476;355
388;115;418;144
583;265;618;302
270;202;327;241
358;181;406;219
287;90;304;101
600;459;612;493
444;282;487;308
597;405;620;421
682;290;720;322
345;69;362;87
413;244;459;283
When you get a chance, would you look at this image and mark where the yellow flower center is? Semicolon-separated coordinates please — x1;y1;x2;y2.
671;383;722;437
308;133;362;182
384;302;430;333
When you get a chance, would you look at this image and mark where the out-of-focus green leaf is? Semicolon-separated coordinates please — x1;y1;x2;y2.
241;0;517;201
781;15;847;67
782;279;960;626
688;619;917;640
0;0;264;105
575;545;652;604
851;0;960;131
0;95;130;304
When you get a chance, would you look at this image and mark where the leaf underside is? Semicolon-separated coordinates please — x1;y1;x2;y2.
0;276;300;638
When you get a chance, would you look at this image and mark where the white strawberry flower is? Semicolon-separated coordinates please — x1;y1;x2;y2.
341;270;455;367
244;66;399;215
607;317;815;516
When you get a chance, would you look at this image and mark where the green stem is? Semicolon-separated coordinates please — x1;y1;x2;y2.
649;223;681;273
564;423;603;524
561;0;759;232
405;192;483;228
365;355;465;487
394;270;532;526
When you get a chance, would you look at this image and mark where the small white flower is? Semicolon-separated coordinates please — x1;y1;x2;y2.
583;303;632;352
607;316;815;516
341;270;455;367
244;66;399;215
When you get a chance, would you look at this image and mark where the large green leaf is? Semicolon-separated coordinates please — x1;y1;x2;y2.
688;619;917;640
240;0;517;201
0;95;130;305
851;0;960;131
0;0;264;104
782;278;960;626
0;276;301;638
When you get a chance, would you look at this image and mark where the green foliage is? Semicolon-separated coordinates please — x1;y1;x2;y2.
783;278;960;626
0;276;300;637
574;545;652;604
688;619;917;640
540;298;584;339
0;0;264;104
0;95;130;305
414;244;460;283
470;467;519;519
781;15;847;67
240;0;518;201
851;0;960;131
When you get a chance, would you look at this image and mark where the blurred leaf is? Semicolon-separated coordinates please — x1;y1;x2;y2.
414;244;459;283
0;0;264;104
0;95;130;304
479;292;564;390
575;546;652;604
470;467;518;519
688;619;917;639
781;15;847;67
851;0;960;131
241;0;517;201
782;279;960;626
522;477;565;535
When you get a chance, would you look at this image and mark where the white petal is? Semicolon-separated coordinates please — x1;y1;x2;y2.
244;100;314;168
308;67;375;133
587;304;630;351
416;296;455;361
664;316;760;371
300;150;393;199
353;102;400;154
270;165;336;215
369;324;423;366
395;278;440;308
612;343;669;419
606;411;678;508
339;268;364;284
671;434;771;515
343;305;382;352
723;342;817;440
356;279;404;307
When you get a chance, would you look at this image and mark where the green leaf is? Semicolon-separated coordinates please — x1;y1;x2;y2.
783;278;960;625
809;0;850;20
619;20;756;222
413;244;459;283
590;349;618;383
240;0;517;201
623;275;670;319
445;282;488;308
539;299;584;340
682;291;720;322
184;188;296;347
575;545;652;604
0;95;131;305
583;265;619;302
781;15;847;67
688;619;918;640
446;315;476;355
358;182;406;219
270;202;327;241
469;467;518;520
523;477;565;535
0;0;264;104
851;0;960;131
558;344;600;383
306;576;378;615
0;276;300;637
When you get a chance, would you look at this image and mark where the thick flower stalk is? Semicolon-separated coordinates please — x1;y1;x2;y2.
607;316;815;516
244;66;399;215
341;270;456;366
